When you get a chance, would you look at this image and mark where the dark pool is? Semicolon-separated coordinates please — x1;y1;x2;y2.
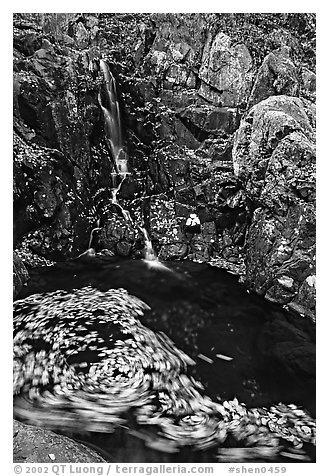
15;256;316;462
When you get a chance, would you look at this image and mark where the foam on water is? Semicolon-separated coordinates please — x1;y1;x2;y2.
142;258;172;272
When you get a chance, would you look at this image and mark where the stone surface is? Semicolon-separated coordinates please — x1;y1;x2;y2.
257;312;315;387
13;252;29;298
233;95;315;198
14;420;106;463
300;67;316;102
13;15;109;261
13;14;316;317
248;47;300;108
97;209;137;257
178;105;240;137
144;145;248;262
13;133;94;260
232;95;315;319
199;32;253;107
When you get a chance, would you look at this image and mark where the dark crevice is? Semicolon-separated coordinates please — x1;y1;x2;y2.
144;21;157;57
176;115;212;142
17;96;40;132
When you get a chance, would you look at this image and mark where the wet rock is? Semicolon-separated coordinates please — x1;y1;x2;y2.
199;32;253;107
248;46;299;107
14;420;106;463
13;252;29;298
13;16;113;261
98;212;136;256
116;240;133;257
257;316;315;385
13;134;94;259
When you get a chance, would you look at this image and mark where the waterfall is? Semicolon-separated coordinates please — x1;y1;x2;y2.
98;59;128;174
97;58;166;268
88;219;101;248
110;175;134;224
111;177;163;266
140;227;157;261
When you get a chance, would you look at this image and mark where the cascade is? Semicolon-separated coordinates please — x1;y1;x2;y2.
98;59;128;174
140;227;171;271
110;176;167;269
88;218;101;248
140;227;157;261
98;59;162;266
110;174;133;224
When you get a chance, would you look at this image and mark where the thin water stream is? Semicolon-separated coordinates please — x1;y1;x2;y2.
97;58;159;265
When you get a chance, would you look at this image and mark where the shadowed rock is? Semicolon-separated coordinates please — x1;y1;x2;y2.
14;420;107;463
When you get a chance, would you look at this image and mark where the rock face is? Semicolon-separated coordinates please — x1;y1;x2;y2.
13;13;316;316
248;47;299;107
199;32;253;107
13;135;95;260
13;15;107;261
14;420;107;463
13;253;29;298
233;96;315;319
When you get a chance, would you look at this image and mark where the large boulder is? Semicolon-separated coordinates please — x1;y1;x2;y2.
233;95;315;198
233;95;315;319
199;32;253;107
248;46;300;108
97;210;137;257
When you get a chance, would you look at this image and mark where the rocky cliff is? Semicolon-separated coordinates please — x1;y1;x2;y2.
13;13;316;318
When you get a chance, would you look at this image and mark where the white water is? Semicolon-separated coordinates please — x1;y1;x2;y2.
97;59;169;269
111;178;166;268
140;227;157;261
98;59;128;174
143;257;172;272
88;219;102;248
139;226;172;271
111;174;134;225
